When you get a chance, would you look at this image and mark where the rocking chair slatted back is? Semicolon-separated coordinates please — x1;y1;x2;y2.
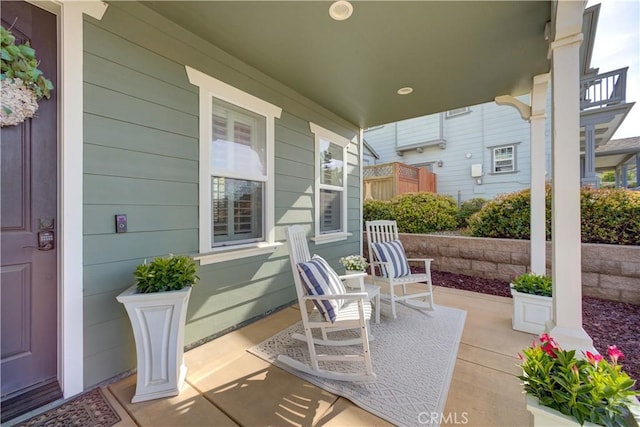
285;226;311;297
366;220;399;245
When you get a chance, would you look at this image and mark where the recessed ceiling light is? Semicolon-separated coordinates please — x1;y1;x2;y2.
329;1;353;21
397;87;414;95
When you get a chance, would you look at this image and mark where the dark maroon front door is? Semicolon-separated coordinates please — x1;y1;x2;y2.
1;0;59;404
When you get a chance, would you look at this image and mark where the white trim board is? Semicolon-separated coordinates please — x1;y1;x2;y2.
29;0;109;399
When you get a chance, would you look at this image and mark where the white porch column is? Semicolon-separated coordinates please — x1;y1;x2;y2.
530;74;550;275
547;0;594;351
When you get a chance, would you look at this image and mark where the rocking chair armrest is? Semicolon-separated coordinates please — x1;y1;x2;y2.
302;292;368;301
337;272;366;280
407;258;433;263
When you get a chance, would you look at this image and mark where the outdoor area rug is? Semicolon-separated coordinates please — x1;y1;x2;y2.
13;387;121;427
249;303;467;427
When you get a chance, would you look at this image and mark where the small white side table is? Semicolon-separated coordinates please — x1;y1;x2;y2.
342;273;381;324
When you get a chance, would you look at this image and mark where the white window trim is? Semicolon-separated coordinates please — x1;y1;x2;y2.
186;66;282;263
309;123;351;244
491;144;517;174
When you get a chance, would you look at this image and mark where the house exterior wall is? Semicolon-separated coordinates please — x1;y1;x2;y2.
82;2;362;388
363;149;377;166
364;97;554;202
396;115;441;148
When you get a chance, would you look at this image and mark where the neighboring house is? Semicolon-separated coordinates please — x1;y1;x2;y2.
363;139;381;166
594;136;640;187
364;100;538;202
364;4;634;202
0;0;596;419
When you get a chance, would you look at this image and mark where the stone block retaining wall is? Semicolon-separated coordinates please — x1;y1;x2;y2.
363;234;640;304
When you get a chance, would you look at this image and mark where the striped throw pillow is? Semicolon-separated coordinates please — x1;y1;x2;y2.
371;240;411;278
297;255;346;322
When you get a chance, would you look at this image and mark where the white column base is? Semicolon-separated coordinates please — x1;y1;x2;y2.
545;321;595;353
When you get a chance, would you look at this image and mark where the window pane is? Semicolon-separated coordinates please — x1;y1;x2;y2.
319;139;343;186
211;97;266;177
495;147;513;161
494;146;514;172
212;177;263;246
319;189;342;234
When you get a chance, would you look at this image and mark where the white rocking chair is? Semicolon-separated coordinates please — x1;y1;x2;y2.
366;220;435;319
278;225;376;381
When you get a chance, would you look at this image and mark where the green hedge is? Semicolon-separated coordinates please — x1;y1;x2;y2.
457;198;488;228
580;187;640;245
468;186;640;245
467;187;550;240
363;192;458;233
362;199;393;223
363;188;639;245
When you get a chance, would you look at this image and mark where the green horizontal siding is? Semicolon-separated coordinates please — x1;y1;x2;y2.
83;260;142;296
84;289;127;327
82;1;362;389
84;23;195;93
83;342;136;389
83;205;197;235
274;192;313;210
84;53;197;115
84;175;198;206
84;83;197;136
84;114;198;160
84;144;198;183
275;158;314;181
84;230;197;264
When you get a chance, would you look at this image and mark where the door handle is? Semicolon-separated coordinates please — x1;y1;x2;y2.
22;230;55;251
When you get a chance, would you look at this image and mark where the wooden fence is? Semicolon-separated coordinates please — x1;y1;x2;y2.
363;162;437;201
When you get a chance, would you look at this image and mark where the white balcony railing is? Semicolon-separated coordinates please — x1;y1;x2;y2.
580;67;628;111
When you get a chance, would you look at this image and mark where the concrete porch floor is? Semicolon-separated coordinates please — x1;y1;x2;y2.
105;286;536;426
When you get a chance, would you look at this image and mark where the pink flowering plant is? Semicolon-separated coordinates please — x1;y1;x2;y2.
518;334;639;426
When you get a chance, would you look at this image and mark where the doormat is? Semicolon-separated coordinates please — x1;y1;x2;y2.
249;303;466;427
13;387;121;427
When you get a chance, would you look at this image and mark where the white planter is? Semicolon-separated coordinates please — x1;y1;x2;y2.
526;395;598;426
510;287;553;334
344;269;365;289
117;285;192;403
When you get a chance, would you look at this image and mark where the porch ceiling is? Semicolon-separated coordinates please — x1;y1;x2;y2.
142;1;551;128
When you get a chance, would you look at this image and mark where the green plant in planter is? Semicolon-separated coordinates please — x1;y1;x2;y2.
134;255;199;293
512;272;552;297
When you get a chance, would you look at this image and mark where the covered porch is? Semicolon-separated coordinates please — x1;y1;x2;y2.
43;0;593;406
104;286;534;426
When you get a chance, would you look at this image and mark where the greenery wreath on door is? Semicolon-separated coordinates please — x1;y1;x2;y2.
1;25;54;127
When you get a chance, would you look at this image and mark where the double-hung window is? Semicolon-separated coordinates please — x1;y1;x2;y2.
186;66;282;263
492;144;516;173
309;123;350;244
